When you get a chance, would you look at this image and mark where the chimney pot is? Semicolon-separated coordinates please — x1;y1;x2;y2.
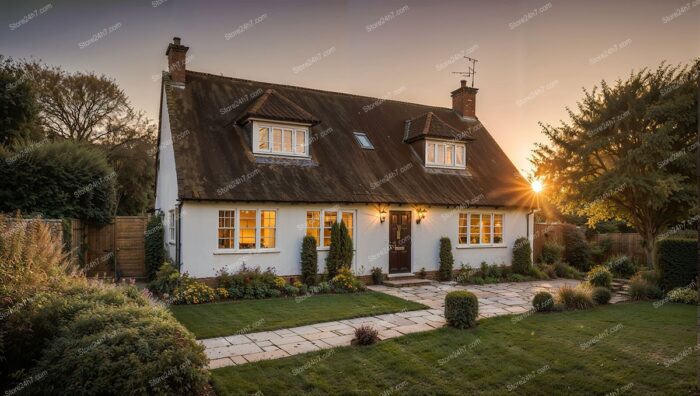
460;80;466;88
166;37;189;84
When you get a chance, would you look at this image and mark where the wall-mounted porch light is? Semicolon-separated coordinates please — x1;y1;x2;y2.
416;208;427;224
379;209;387;223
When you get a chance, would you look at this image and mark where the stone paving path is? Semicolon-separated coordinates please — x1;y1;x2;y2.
202;279;581;369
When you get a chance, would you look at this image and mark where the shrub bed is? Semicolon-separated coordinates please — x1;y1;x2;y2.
445;291;478;329
666;287;698;305
655;238;697;291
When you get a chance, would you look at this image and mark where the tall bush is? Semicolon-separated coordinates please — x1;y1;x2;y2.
301;235;318;285
439;237;454;281
562;225;591;271
540;241;564;264
338;220;353;269
325;221;353;278
0;140;116;224
144;215;165;281
512;237;533;275
655;238;697;291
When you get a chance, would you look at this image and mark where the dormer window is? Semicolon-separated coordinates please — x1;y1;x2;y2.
353;132;374;149
426;140;466;169
253;121;309;157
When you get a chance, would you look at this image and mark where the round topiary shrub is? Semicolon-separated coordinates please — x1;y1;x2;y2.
587;266;613;288
512;237;533;275
444;291;478;329
592;287;612;304
532;291;554;312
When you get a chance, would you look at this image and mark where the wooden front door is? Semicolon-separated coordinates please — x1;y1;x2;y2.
389;211;412;274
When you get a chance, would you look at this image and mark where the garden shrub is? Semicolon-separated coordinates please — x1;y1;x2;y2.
418;267;427;279
353;325;379;346
554;261;584;279
629;278;662;300
590;236;612;264
531;267;549;280
512;237;533;275
301;235;318;285
587;266;613;288
331;267;365;292
317;281;332;294
556;284;594;310
562;225;592;271
325;221;353;278
149;262;181;295
444;291;478;329
508;274;529;282
30;304;208;395
606;255;637;279
172;276;217;305
532;292;554;312
439;237;454;281
592;287;612;304
666;287;698;305
635;270;660;286
470;276;485;285
283;284;300;296
540;241;564;264
144;215;165;281
655;238;697;291
371;267;384;285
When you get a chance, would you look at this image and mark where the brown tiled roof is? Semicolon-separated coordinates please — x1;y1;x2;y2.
404;112;475;143
161;70;534;207
236;89;319;125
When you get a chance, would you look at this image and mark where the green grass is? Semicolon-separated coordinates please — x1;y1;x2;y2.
211;302;696;395
170;292;426;339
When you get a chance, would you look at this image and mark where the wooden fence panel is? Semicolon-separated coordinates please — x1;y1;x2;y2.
590;232;647;265
533;223;567;262
115;217;148;278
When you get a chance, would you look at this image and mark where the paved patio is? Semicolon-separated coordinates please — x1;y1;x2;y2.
201;279;581;369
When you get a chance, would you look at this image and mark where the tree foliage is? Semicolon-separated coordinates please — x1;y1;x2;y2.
0;140;116;224
0;55;42;147
532;61;698;266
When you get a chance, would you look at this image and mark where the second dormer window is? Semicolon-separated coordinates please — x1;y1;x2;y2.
254;122;309;156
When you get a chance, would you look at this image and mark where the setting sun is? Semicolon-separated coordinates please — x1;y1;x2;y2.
531;180;543;193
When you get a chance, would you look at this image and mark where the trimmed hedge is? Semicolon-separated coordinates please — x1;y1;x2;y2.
512;237;533;275
300;235;318;285
439;237;454;281
445;291;478;329
145;215;165;281
655;238;697;291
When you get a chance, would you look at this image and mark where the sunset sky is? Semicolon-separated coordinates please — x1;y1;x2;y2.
1;0;698;174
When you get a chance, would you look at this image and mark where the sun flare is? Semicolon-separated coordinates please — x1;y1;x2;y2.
531;180;543;193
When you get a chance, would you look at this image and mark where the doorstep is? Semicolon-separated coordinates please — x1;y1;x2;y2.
382;278;433;288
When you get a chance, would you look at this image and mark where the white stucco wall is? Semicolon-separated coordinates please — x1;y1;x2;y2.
178;201;531;278
154;84;179;260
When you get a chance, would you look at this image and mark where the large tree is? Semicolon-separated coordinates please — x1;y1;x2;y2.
532;61;698;266
0;55;42;146
26;62;156;215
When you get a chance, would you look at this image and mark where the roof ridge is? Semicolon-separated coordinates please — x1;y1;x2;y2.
185;69;453;111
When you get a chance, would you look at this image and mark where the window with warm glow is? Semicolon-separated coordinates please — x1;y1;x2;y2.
238;210;257;249
306;210;355;249
458;212;504;246
218;210;235;249
426;140;466;169
255;122;309;157
260;210;276;249
216;209;277;251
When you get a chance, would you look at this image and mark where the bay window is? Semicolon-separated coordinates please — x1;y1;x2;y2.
458;212;504;246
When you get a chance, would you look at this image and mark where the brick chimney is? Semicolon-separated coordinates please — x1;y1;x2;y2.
165;37;189;84
451;80;478;119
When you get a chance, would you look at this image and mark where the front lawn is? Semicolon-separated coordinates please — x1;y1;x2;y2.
170;291;426;339
211;302;696;395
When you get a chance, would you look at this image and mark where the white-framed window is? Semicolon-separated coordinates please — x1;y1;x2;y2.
426;140;466;169
353;132;374;149
254;121;309;157
305;209;355;248
216;209;277;251
168;210;176;243
458;212;504;246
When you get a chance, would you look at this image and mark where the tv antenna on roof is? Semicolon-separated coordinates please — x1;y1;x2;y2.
452;56;478;88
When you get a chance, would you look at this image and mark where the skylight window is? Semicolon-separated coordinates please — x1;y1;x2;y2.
353;132;374;149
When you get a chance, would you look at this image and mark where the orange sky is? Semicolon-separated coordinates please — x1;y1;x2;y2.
1;0;698;174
